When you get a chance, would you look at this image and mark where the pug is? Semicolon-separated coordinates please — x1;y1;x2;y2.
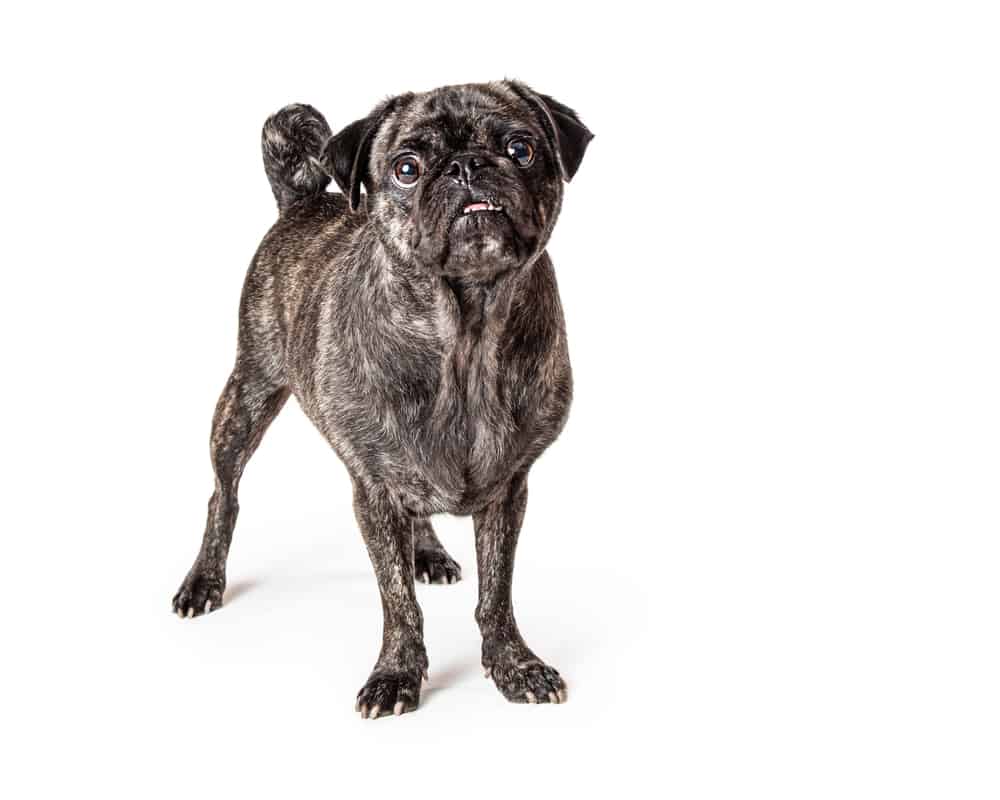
172;81;593;719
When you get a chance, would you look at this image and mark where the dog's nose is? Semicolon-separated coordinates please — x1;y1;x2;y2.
446;154;487;186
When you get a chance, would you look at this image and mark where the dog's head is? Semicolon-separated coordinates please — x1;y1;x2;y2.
324;81;592;279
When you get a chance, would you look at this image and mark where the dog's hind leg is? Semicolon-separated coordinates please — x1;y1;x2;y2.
413;518;462;585
172;366;289;618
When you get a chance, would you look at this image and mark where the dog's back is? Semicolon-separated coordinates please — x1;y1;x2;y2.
241;106;366;388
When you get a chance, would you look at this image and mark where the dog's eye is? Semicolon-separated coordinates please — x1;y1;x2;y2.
392;155;422;187
506;138;535;167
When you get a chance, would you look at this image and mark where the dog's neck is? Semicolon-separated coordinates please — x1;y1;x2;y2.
440;272;518;333
370;227;532;340
369;229;536;414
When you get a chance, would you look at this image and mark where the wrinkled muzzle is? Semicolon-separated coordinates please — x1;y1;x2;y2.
408;162;544;278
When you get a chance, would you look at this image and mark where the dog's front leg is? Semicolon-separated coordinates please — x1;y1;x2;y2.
352;480;427;719
474;473;567;705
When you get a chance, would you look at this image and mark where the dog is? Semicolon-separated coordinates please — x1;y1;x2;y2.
172;81;592;718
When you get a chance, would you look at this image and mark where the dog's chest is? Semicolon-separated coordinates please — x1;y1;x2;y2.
309;269;563;514
406;303;524;510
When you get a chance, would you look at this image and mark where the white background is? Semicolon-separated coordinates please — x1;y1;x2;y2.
3;1;998;797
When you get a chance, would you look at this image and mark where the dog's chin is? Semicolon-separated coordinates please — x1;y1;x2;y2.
435;212;527;278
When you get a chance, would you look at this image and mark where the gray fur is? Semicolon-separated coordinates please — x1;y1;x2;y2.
173;80;593;718
261;103;333;211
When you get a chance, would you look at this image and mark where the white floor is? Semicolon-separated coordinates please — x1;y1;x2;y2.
8;401;662;796
8;396;997;798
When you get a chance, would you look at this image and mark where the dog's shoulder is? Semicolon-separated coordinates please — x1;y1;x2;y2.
498;253;572;435
504;253;569;369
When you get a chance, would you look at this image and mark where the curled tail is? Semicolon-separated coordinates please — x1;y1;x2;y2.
261;104;333;213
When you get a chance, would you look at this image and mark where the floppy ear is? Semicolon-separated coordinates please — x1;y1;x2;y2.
323;113;380;212
323;97;406;212
508;82;594;181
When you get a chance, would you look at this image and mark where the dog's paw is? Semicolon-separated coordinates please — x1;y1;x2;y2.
487;658;567;705
414;547;462;585
172;570;225;619
355;669;423;719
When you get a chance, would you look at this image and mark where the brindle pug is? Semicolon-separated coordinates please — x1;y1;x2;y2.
172;81;592;718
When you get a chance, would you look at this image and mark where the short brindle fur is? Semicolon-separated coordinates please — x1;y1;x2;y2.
173;81;593;718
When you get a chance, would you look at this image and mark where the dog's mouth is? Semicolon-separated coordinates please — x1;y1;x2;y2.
438;194;516;245
462;199;504;215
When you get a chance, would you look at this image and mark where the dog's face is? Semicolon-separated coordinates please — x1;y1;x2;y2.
325;82;592;279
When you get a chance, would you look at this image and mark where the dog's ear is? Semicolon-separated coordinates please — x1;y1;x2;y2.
323;111;381;212
508;82;594;181
323;97;406;212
